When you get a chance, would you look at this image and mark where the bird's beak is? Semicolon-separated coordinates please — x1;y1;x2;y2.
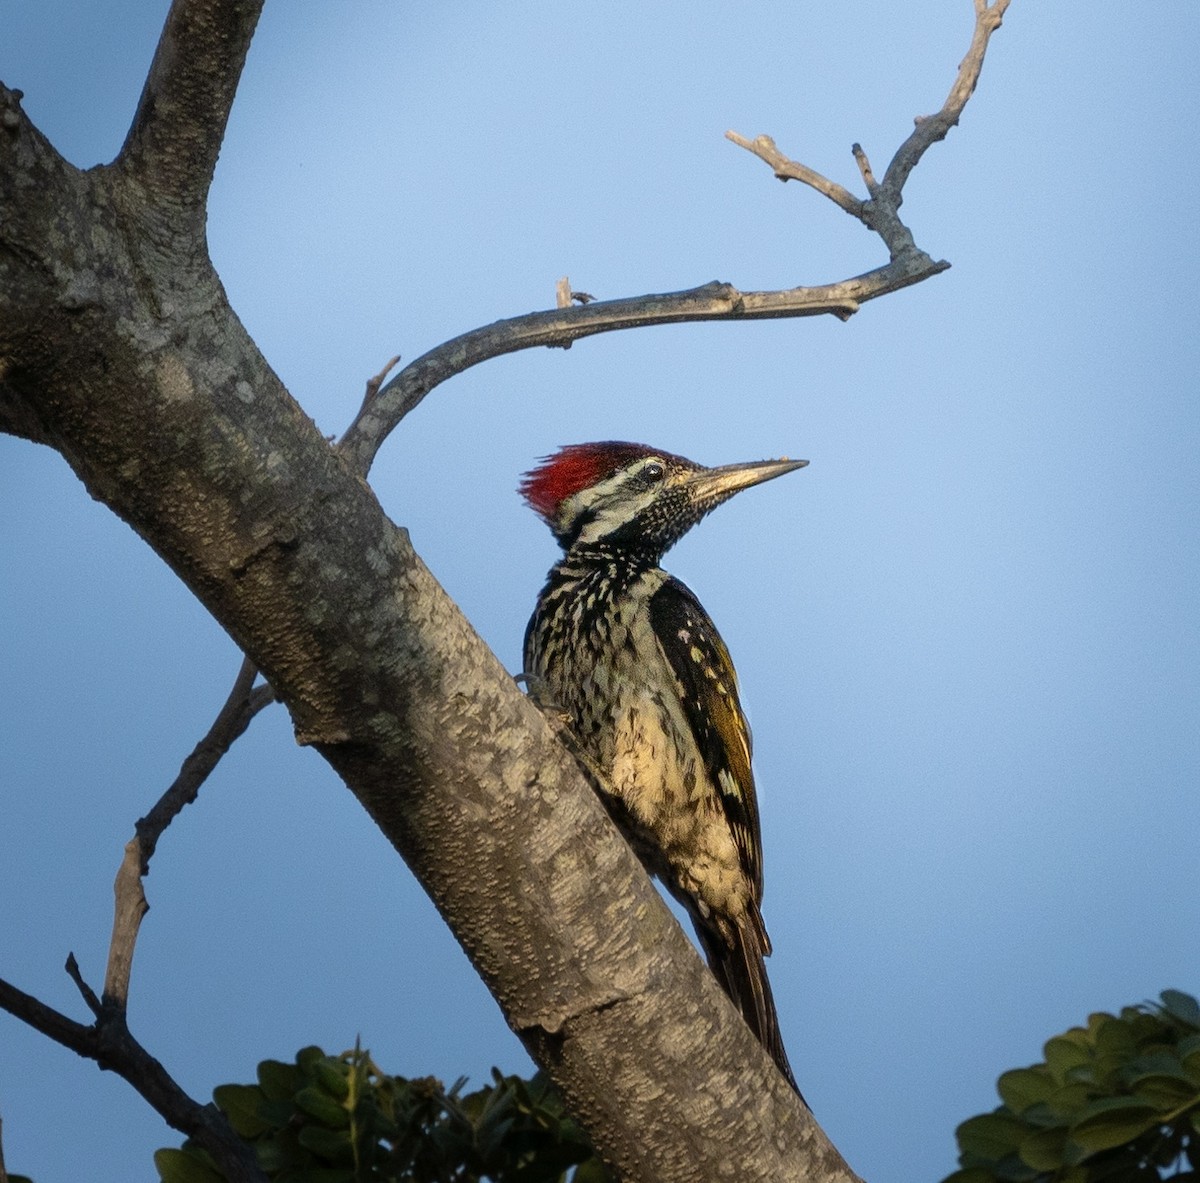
682;456;808;504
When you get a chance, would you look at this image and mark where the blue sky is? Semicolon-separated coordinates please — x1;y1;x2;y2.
3;3;1199;1181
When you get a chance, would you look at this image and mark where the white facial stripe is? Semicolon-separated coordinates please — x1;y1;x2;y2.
561;457;666;545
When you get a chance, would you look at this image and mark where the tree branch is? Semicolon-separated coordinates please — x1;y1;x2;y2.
101;656;275;1011
117;0;264;229
0;975;266;1183
0;4;1011;1177
882;0;1012;201
727;0;1010;260
0;654;276;1176
340;273;902;475
339;4;1009;474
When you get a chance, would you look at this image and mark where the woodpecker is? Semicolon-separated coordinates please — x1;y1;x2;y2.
520;440;807;1096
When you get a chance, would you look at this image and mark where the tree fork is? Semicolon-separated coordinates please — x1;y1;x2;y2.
0;2;1011;1178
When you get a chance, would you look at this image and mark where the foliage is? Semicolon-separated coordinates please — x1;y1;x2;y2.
945;990;1200;1183
154;1044;610;1183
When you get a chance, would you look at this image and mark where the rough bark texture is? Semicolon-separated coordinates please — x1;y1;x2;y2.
0;12;849;1179
1;1;1008;1177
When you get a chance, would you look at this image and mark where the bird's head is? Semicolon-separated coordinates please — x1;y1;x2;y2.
519;441;807;557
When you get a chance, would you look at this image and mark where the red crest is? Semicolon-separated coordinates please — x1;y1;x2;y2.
519;441;662;521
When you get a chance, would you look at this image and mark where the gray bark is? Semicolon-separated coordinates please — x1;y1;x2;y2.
0;0;1008;1177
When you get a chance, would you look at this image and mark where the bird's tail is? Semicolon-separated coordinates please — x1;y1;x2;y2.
696;912;806;1104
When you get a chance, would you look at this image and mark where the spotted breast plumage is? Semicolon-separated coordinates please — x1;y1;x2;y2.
520;441;807;1097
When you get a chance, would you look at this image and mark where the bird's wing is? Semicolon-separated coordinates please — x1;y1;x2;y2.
648;575;764;899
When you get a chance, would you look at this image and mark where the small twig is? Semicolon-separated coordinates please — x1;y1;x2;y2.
0;975;267;1183
881;0;1011;199
728;0;1010;260
134;656;273;868
723;131;864;217
101;655;275;1011
104;839;150;1013
851;143;878;198
355;354;402;422
552;279;575;350
65;953;103;1019
0;1109;9;1183
555;278;595;307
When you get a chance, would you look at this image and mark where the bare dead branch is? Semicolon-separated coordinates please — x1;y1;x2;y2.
338;3;1007;474
882;0;1012;200
728;1;1009;261
118;0;265;228
0;974;266;1183
851;143;879;198
339;278;875;474
135;656;273;868
93;656;275;1015
104;840;151;1013
724;131;865;217
353;354;403;428
64;953;103;1019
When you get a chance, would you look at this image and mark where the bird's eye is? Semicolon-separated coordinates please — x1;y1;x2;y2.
642;460;665;483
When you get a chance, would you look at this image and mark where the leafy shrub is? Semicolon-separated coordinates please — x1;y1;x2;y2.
945;990;1200;1183
155;1043;610;1183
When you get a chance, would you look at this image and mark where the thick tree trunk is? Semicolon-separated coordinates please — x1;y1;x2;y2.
0;7;849;1179
1;0;1008;1176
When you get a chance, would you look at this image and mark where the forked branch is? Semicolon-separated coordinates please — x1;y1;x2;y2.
119;0;264;229
102;656;275;1012
339;1;1008;475
0;974;266;1183
727;0;1010;260
0;654;275;1178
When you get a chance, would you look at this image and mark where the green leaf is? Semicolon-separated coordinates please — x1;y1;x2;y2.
1069;1097;1162;1154
213;1083;272;1138
1045;1082;1091;1120
997;1068;1055;1114
1127;1070;1200;1110
294;1085;350;1128
256;1098;297;1128
1179;1033;1200;1063
296;1124;355;1164
1014;1102;1059;1131
311;1058;351;1101
275;1169;354;1183
1018;1126;1067;1171
153;1148;224;1183
956;1113;1027;1162
1057;1166;1090;1183
295;1045;328;1075
1044;1037;1090;1082
257;1058;301;1100
1128;1049;1184;1075
1092;1016;1137;1061
1161;991;1200;1029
